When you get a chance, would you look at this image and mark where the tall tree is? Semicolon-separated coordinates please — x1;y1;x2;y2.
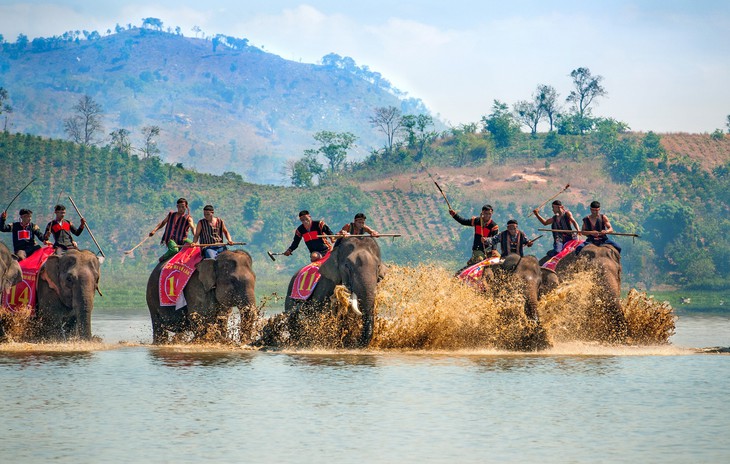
109;128;132;155
481;100;520;149
536;84;560;131
313;131;357;173
513;100;542;135
370;106;403;155
289;149;324;187
140;125;161;158
64;95;104;146
566;67;607;134
0;87;12;131
401;114;437;161
142;18;164;31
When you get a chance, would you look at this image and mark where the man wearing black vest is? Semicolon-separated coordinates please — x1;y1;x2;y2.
284;210;335;262
0;208;49;260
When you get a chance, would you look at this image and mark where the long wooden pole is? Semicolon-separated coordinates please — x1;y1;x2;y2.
538;228;640;237
420;163;452;210
317;234;401;238
67;195;106;257
3;178;36;214
532;184;570;216
124;235;153;254
174;241;246;248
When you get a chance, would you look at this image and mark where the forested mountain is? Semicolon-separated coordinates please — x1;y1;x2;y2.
0;25;432;184
1;127;729;309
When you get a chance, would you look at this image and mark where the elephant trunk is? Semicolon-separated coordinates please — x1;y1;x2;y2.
72;280;95;340
601;268;627;341
351;271;377;348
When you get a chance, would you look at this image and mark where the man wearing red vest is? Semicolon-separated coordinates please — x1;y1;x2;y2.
449;204;499;265
284;210;335;262
43;204;86;255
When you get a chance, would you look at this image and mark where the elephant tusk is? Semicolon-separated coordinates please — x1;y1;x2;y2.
96;286;103;297
349;292;362;316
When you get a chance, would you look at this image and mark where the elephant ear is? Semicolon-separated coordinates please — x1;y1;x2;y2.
318;248;341;284
42;255;62;295
607;245;621;264
501;254;521;273
197;259;217;292
378;262;387;280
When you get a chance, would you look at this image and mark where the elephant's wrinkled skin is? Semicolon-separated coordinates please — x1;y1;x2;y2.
553;243;627;341
496;254;545;322
285;237;384;348
146;250;257;344
0;243;23;341
36;249;101;340
0;242;22;293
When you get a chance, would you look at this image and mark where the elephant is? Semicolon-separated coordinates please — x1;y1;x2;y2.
284;237;384;348
494;254;546;322
36;249;102;340
146;250;257;344
0;243;23;341
552;243;627;341
0;242;22;293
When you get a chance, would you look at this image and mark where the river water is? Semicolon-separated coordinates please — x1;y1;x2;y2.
1;268;729;463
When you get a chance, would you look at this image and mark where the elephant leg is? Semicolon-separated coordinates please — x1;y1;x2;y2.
605;304;628;343
239;305;259;345
359;311;374;348
150;312;166;344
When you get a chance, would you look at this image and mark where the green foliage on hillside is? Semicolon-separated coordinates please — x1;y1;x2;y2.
0;27;436;184
1;126;729;307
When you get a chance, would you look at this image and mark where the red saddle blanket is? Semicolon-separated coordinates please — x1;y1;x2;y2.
290;252;331;300
158;245;203;307
1;246;55;313
456;256;503;291
541;239;584;271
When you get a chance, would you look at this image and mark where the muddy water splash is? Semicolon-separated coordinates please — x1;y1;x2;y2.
371;264;675;350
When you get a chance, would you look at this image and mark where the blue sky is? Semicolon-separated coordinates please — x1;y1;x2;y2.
1;0;728;133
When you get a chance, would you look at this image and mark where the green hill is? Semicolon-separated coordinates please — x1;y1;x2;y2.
1;127;729;309
0;26;433;184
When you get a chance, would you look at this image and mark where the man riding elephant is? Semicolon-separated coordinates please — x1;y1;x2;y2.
283;210;335;262
449;204;499;266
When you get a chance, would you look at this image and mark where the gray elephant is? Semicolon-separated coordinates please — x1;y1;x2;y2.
491;254;553;350
495;254;546;322
284;237;384;348
36;249;101;340
146;250;257;344
553;243;627;341
0;242;23;341
0;242;22;293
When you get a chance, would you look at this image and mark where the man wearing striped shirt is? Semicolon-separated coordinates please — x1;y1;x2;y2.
193;204;234;259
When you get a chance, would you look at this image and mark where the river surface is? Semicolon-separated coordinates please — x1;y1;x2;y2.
1;307;729;463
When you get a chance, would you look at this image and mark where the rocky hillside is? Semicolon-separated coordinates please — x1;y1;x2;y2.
0;26;432;183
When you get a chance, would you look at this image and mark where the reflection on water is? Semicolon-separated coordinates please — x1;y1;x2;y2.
147;347;257;368
0;350;95;367
283;352;380;369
